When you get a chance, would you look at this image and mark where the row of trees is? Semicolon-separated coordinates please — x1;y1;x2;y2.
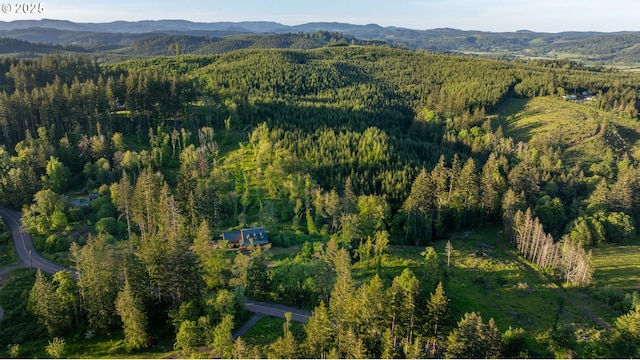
505;208;593;286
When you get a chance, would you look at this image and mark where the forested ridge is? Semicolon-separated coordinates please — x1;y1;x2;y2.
1;46;640;358
6;20;640;66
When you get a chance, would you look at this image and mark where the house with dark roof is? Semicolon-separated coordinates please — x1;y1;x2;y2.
222;227;269;246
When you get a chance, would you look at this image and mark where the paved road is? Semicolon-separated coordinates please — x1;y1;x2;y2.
0;205;71;276
233;313;264;339
0;205;311;329
244;299;312;323
234;301;311;338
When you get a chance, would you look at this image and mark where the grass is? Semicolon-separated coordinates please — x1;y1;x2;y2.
0;268;45;357
497;96;640;166
0;268;175;359
1;226;623;357
591;244;640;291
0;240;18;268
353;227;606;335
500;97;598;153
267;246;302;262
241;316;305;347
438;229;590;333
63;331;175;359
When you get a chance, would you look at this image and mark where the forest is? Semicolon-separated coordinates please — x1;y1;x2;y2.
0;44;640;358
7;20;640;67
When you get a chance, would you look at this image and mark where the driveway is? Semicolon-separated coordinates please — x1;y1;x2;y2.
0;205;312;332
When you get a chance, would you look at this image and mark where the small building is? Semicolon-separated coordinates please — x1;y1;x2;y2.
222;227;269;246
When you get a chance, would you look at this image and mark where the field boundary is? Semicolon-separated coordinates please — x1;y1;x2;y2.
496;230;611;329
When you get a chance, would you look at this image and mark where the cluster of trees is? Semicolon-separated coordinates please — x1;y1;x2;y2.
505;208;593;286
1;46;640;357
0;38;88;56
0;53;196;150
26;168;249;354
221;241;513;359
2;49;639;281
2;49;639;244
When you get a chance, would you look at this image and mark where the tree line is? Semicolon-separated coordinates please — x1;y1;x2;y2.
1;47;640;357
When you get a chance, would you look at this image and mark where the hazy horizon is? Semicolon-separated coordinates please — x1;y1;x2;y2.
0;0;638;33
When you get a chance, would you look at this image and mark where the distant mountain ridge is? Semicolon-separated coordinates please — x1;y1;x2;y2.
0;19;290;33
2;19;640;66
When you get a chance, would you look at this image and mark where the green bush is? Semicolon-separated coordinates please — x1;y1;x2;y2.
95;217;118;235
592;286;626;312
45;234;72;253
67;207;87;223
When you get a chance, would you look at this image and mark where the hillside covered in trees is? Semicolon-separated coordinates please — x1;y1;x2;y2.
1;46;640;358
5;20;640;66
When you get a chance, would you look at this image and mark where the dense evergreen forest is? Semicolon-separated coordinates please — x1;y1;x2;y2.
6;20;640;66
1;46;640;358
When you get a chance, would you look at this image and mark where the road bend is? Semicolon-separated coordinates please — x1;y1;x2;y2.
0;205;73;276
0;205;313;329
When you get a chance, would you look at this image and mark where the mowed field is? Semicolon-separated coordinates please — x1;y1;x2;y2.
591;245;640;291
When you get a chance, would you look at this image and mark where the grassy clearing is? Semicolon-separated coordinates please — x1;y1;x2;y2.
502;97;599;150
439;229;588;333
591;244;640;291
497;96;640;166
435;229;605;332
64;333;174;359
352;227;603;335
241;316;305;347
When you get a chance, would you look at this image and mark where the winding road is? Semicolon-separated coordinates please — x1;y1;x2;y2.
0;205;310;331
0;206;71;275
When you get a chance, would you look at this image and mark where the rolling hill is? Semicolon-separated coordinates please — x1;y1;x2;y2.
3;20;640;65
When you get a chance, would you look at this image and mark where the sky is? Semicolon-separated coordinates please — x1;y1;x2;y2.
1;0;639;33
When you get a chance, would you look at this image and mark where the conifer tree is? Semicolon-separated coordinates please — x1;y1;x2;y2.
403;168;436;245
426;282;450;356
70;234;120;332
431;155;449;237
453;157;479;229
212;314;235;359
445;312;501;359
28;270;63;335
268;312;298;359
110;170;134;241
304;301;334;359
115;278;148;352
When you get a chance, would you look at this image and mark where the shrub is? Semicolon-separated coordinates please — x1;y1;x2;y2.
502;327;528;358
45;337;66;359
95;217;118;235
592;286;625;310
45;234;72;253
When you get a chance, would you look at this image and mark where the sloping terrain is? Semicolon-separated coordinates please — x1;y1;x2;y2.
500;96;640;165
3;20;640;65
